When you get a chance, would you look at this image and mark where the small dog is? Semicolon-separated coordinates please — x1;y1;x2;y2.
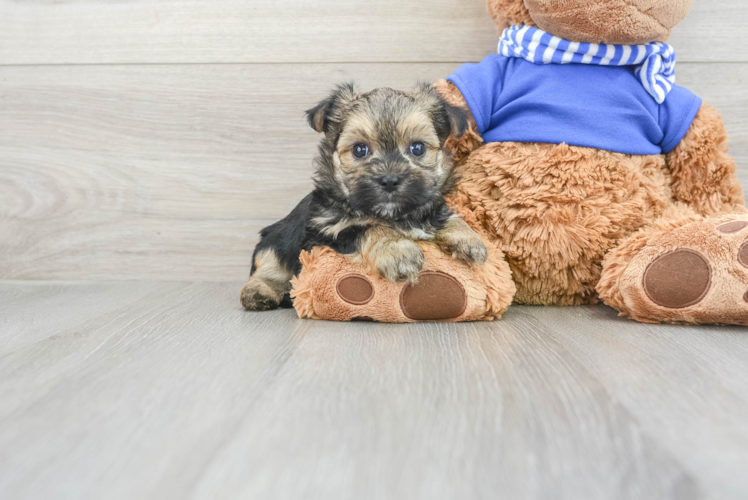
241;83;489;311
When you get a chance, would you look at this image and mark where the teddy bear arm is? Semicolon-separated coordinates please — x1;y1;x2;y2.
432;79;484;166
666;102;747;216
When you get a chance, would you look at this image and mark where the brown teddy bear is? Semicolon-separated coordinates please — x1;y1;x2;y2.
292;0;748;325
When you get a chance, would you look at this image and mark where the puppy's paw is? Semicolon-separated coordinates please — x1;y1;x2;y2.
372;240;425;283
439;232;488;267
241;278;283;311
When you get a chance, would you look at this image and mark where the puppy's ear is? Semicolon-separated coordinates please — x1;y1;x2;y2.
305;82;359;134
435;101;469;142
416;83;469;143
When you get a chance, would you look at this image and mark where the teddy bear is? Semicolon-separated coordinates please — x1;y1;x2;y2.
291;0;748;325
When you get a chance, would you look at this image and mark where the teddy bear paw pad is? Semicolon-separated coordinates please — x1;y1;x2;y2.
399;272;467;321
718;221;748;234
336;274;375;305
643;249;712;309
739;241;748;268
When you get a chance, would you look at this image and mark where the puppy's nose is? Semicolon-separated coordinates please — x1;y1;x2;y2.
379;175;400;193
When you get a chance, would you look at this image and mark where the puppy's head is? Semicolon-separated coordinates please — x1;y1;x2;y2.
307;83;468;219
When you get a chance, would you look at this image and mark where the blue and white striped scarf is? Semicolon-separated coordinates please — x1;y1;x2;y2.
499;25;677;104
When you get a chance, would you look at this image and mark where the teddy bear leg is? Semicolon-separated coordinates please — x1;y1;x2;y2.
598;206;748;325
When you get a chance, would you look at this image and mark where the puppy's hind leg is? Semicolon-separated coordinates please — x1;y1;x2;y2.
241;194;312;310
241;248;294;310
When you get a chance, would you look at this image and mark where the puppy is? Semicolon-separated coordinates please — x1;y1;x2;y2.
241;83;488;311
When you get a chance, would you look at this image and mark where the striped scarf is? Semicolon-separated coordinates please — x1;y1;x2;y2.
498;25;677;104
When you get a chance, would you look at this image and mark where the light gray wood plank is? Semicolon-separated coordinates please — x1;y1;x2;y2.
0;281;309;500
192;318;692;500
0;280;187;357
3;281;748;499
1;62;746;281
0;0;498;65
668;0;748;62
528;306;748;498
0;0;744;65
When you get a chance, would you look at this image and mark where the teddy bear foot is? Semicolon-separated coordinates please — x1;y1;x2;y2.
599;216;748;325
290;241;515;323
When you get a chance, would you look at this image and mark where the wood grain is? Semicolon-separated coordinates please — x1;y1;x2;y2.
1;62;746;281
0;0;498;65
0;0;745;65
2;281;748;499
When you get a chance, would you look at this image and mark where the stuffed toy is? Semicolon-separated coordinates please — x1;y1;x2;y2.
292;0;748;325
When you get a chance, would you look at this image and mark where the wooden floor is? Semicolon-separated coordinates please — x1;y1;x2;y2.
1;281;747;499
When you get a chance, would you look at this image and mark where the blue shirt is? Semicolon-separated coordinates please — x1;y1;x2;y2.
447;54;702;155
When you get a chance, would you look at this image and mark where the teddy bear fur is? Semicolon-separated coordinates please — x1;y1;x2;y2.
291;0;748;325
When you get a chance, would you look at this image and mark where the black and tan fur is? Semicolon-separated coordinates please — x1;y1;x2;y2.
241;83;489;311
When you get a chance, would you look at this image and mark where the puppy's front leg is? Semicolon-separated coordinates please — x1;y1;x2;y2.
435;215;488;266
359;226;425;283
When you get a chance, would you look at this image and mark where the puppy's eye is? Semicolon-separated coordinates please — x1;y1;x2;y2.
409;142;425;157
352;143;370;159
